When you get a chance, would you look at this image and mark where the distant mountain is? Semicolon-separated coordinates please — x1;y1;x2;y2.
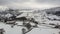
42;7;60;21
44;7;60;16
0;8;23;19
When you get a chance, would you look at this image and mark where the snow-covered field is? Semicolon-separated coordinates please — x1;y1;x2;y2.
0;21;60;34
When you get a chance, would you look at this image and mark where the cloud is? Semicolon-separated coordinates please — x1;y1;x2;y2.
0;0;60;9
0;0;29;5
35;0;60;5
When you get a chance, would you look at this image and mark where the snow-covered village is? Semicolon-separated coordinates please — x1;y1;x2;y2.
0;0;60;34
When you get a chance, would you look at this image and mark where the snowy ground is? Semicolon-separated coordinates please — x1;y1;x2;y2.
0;21;60;34
0;9;60;34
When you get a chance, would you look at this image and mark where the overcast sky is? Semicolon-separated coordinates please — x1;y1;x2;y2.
0;0;60;9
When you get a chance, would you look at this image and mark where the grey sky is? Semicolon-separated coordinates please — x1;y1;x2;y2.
36;0;60;5
0;0;29;5
0;0;60;9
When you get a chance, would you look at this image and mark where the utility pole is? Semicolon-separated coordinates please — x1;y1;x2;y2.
22;28;26;34
59;32;60;34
